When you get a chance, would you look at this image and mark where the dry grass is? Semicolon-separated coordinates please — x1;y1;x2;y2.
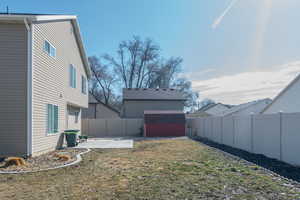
0;138;300;200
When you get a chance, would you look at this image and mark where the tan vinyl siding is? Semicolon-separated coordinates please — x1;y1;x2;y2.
32;20;88;155
0;23;28;157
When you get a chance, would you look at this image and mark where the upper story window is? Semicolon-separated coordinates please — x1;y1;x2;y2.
44;40;56;58
81;75;87;94
69;64;76;88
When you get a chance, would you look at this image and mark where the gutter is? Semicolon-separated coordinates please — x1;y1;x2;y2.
24;18;33;156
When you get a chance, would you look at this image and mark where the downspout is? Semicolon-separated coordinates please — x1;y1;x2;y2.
24;18;33;157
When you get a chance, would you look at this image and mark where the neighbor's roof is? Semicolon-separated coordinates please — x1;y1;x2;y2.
0;13;91;78
123;88;186;101
222;98;272;116
261;73;300;113
89;94;120;114
196;103;232;113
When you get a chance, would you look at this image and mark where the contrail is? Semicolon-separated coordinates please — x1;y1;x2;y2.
212;0;239;29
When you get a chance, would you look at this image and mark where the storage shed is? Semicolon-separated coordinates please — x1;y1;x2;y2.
144;110;186;137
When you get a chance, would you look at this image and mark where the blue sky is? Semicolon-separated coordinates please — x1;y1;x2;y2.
2;0;300;104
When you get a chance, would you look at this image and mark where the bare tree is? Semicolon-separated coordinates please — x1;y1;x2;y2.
172;78;199;112
88;56;116;105
90;36;199;111
148;57;183;88
104;36;163;88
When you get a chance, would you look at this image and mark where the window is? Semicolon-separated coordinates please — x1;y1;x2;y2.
44;40;56;58
75;111;79;124
47;104;58;134
81;75;87;94
69;65;76;88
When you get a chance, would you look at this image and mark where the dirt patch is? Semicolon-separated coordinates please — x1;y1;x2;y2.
193;136;300;183
0;148;87;173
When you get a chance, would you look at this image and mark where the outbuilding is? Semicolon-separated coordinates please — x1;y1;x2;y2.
121;88;186;118
144;110;186;137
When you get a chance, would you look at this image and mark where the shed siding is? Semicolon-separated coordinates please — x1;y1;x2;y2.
32;21;88;155
122;100;184;118
0;23;28;157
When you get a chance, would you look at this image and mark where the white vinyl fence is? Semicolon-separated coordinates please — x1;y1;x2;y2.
82;119;143;137
189;112;300;166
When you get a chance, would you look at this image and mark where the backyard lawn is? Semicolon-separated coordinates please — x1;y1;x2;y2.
0;138;300;200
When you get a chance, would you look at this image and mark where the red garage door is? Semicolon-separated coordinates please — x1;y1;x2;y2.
144;110;186;137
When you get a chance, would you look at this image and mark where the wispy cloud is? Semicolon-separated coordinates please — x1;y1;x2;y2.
191;61;300;105
212;0;239;29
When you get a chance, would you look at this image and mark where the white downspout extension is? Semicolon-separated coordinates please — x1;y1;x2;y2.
24;18;33;156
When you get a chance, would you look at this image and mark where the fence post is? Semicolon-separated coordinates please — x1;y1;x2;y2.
279;111;283;161
221;117;223;144
105;119;108;137
250;113;254;153
232;116;235;146
124;119;127;137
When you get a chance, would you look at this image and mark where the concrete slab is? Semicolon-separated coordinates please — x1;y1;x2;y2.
75;138;133;149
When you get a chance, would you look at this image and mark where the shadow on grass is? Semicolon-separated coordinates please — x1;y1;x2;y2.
193;137;300;183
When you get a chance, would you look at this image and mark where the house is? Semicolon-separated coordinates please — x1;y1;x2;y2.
121;88;186;118
222;98;272;116
262;73;300;114
192;103;231;117
82;95;120;119
0;13;90;157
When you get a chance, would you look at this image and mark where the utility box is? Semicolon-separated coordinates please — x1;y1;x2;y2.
144;110;186;137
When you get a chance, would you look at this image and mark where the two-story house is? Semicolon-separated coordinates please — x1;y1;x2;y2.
0;13;91;157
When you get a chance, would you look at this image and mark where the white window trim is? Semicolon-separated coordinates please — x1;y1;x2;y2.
70;64;77;88
82;75;87;94
46;104;59;136
43;39;56;59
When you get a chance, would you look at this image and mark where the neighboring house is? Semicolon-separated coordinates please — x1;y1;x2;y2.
262;74;300;114
122;88;186;118
194;103;231;117
222;98;272;116
82;95;120;119
0;13;90;157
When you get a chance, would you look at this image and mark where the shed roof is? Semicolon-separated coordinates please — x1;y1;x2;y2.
123;88;186;101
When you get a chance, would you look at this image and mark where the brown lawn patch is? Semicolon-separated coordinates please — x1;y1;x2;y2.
0;138;299;200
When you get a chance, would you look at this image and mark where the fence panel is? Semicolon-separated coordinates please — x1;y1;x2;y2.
88;119;107;137
222;116;235;146
82;118;143;137
212;117;222;143
253;114;281;160
234;115;252;152
106;119;125;137
205;118;213;140
281;113;300;166
126;119;143;137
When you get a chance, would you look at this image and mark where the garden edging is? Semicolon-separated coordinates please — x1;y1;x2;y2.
0;148;91;174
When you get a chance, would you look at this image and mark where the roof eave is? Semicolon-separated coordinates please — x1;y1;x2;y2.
0;14;92;79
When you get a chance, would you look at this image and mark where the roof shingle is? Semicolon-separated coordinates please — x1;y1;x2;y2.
123;88;186;101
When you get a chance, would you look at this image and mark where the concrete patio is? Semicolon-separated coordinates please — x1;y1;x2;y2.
75;138;134;149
